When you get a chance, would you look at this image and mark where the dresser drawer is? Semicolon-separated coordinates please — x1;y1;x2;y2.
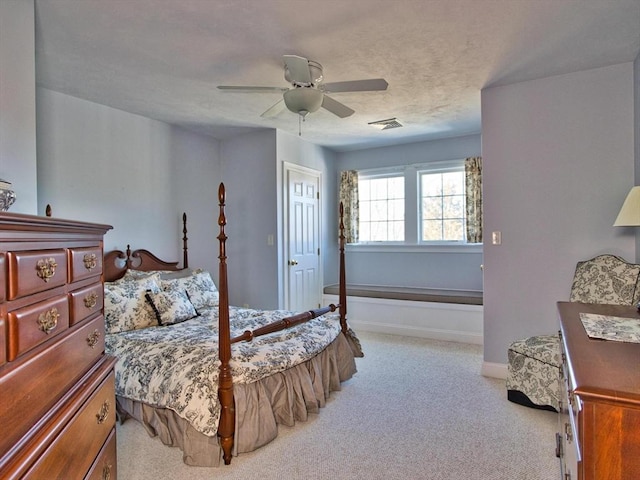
7;249;67;300
85;428;117;480
70;283;103;326
23;370;115;479
69;247;103;283
0;316;5;367
0;253;6;302
0;315;105;456
7;294;70;361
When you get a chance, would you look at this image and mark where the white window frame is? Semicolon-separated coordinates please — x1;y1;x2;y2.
356;168;406;244
349;161;482;253
417;162;466;245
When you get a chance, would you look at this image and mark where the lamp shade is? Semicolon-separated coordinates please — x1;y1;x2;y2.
614;186;640;226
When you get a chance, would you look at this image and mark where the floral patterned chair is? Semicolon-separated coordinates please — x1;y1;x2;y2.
506;254;640;412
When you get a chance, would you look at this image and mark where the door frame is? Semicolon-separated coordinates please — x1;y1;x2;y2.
282;161;323;311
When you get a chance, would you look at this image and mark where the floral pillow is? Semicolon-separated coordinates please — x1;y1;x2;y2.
145;289;198;326
160;270;219;310
121;269;168;281
104;274;161;334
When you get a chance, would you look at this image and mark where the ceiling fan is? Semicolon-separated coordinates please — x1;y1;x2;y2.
218;55;388;119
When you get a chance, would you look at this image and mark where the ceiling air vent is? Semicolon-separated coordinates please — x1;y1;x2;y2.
368;117;403;130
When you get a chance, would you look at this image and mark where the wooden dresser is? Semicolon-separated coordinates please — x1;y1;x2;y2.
0;212;115;479
557;301;640;480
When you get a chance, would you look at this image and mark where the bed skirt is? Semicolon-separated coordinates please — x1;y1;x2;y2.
116;331;358;466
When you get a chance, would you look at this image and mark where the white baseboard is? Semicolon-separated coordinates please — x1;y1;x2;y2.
324;294;483;345
481;361;508;379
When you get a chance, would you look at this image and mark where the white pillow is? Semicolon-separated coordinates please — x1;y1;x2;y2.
145;289;198;326
160;270;219;310
104;274;161;334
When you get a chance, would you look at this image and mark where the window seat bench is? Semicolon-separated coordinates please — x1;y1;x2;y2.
322;284;484;344
323;284;483;305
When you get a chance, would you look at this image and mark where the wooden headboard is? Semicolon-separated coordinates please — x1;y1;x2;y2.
104;213;189;282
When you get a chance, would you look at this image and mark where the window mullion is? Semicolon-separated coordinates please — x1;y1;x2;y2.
404;166;418;244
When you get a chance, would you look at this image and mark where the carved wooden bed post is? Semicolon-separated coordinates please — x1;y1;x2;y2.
182;212;189;269
339;202;348;334
216;183;235;465
338;202;363;357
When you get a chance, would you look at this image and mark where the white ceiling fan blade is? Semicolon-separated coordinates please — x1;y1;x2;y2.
321;95;355;118
260;99;286;118
218;86;288;92
322;78;388;93
283;55;311;85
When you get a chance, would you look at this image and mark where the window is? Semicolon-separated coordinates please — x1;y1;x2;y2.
420;168;466;242
353;160;479;246
358;173;404;242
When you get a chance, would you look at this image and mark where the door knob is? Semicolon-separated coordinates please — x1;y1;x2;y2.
288;260;298;266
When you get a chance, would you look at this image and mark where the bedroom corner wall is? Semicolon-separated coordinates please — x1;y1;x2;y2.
0;0;38;213
220;130;279;309
218;129;336;311
481;62;635;367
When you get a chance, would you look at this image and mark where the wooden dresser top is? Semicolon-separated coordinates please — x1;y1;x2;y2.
0;212;111;235
557;301;640;406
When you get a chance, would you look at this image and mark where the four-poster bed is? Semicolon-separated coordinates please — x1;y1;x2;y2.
103;183;360;466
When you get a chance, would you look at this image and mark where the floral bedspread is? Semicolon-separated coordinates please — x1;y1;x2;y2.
105;306;341;436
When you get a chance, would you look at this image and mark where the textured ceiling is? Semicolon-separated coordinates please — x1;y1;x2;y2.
34;0;640;152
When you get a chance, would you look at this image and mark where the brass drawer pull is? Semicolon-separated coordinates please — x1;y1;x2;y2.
102;464;112;480
83;253;97;271
96;400;110;424
84;292;98;309
87;329;101;348
37;307;59;334
36;257;57;282
564;422;573;443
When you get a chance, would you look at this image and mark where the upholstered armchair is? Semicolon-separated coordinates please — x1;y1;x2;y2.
506;254;640;412
569;254;640;305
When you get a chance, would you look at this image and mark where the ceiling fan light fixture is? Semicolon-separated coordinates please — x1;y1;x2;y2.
283;88;323;115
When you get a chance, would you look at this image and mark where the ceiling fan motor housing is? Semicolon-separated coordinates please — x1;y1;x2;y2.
285;60;324;86
283;87;323;115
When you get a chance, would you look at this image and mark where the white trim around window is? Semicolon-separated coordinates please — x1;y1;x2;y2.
346;242;483;254
354;159;479;248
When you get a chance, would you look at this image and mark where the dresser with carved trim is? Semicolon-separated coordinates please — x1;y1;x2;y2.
0;213;114;479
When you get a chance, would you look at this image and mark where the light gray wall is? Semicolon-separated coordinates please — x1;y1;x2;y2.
0;0;37;213
333;134;483;291
36;88;221;274
168;124;220;275
481;62;636;365
220;130;278;309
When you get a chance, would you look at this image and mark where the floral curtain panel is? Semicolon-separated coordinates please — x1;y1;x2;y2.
339;171;359;243
464;157;483;243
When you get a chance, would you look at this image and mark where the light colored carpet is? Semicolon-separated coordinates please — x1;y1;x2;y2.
117;331;559;479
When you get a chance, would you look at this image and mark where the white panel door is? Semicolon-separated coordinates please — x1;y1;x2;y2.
287;168;320;312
